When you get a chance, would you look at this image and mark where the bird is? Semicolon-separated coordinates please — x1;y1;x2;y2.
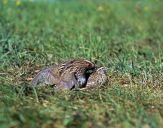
84;67;108;89
31;59;96;90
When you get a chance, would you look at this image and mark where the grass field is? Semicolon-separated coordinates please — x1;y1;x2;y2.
0;0;163;128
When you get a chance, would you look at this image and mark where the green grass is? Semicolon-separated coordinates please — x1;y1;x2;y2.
0;0;163;128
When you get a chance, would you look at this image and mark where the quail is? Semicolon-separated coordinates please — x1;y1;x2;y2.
31;59;95;90
85;67;108;89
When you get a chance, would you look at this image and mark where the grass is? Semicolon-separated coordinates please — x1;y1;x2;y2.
0;0;163;127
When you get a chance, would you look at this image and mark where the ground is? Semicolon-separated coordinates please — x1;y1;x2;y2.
0;0;163;128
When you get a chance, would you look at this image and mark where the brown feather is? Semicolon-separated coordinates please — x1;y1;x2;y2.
85;67;108;89
31;59;95;90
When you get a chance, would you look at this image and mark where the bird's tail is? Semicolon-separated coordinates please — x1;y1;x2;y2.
31;68;58;87
31;71;44;87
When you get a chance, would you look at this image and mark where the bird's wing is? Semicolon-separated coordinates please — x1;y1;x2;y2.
60;70;78;87
55;79;76;90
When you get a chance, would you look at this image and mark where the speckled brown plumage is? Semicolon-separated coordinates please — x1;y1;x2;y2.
31;59;95;90
85;67;108;89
